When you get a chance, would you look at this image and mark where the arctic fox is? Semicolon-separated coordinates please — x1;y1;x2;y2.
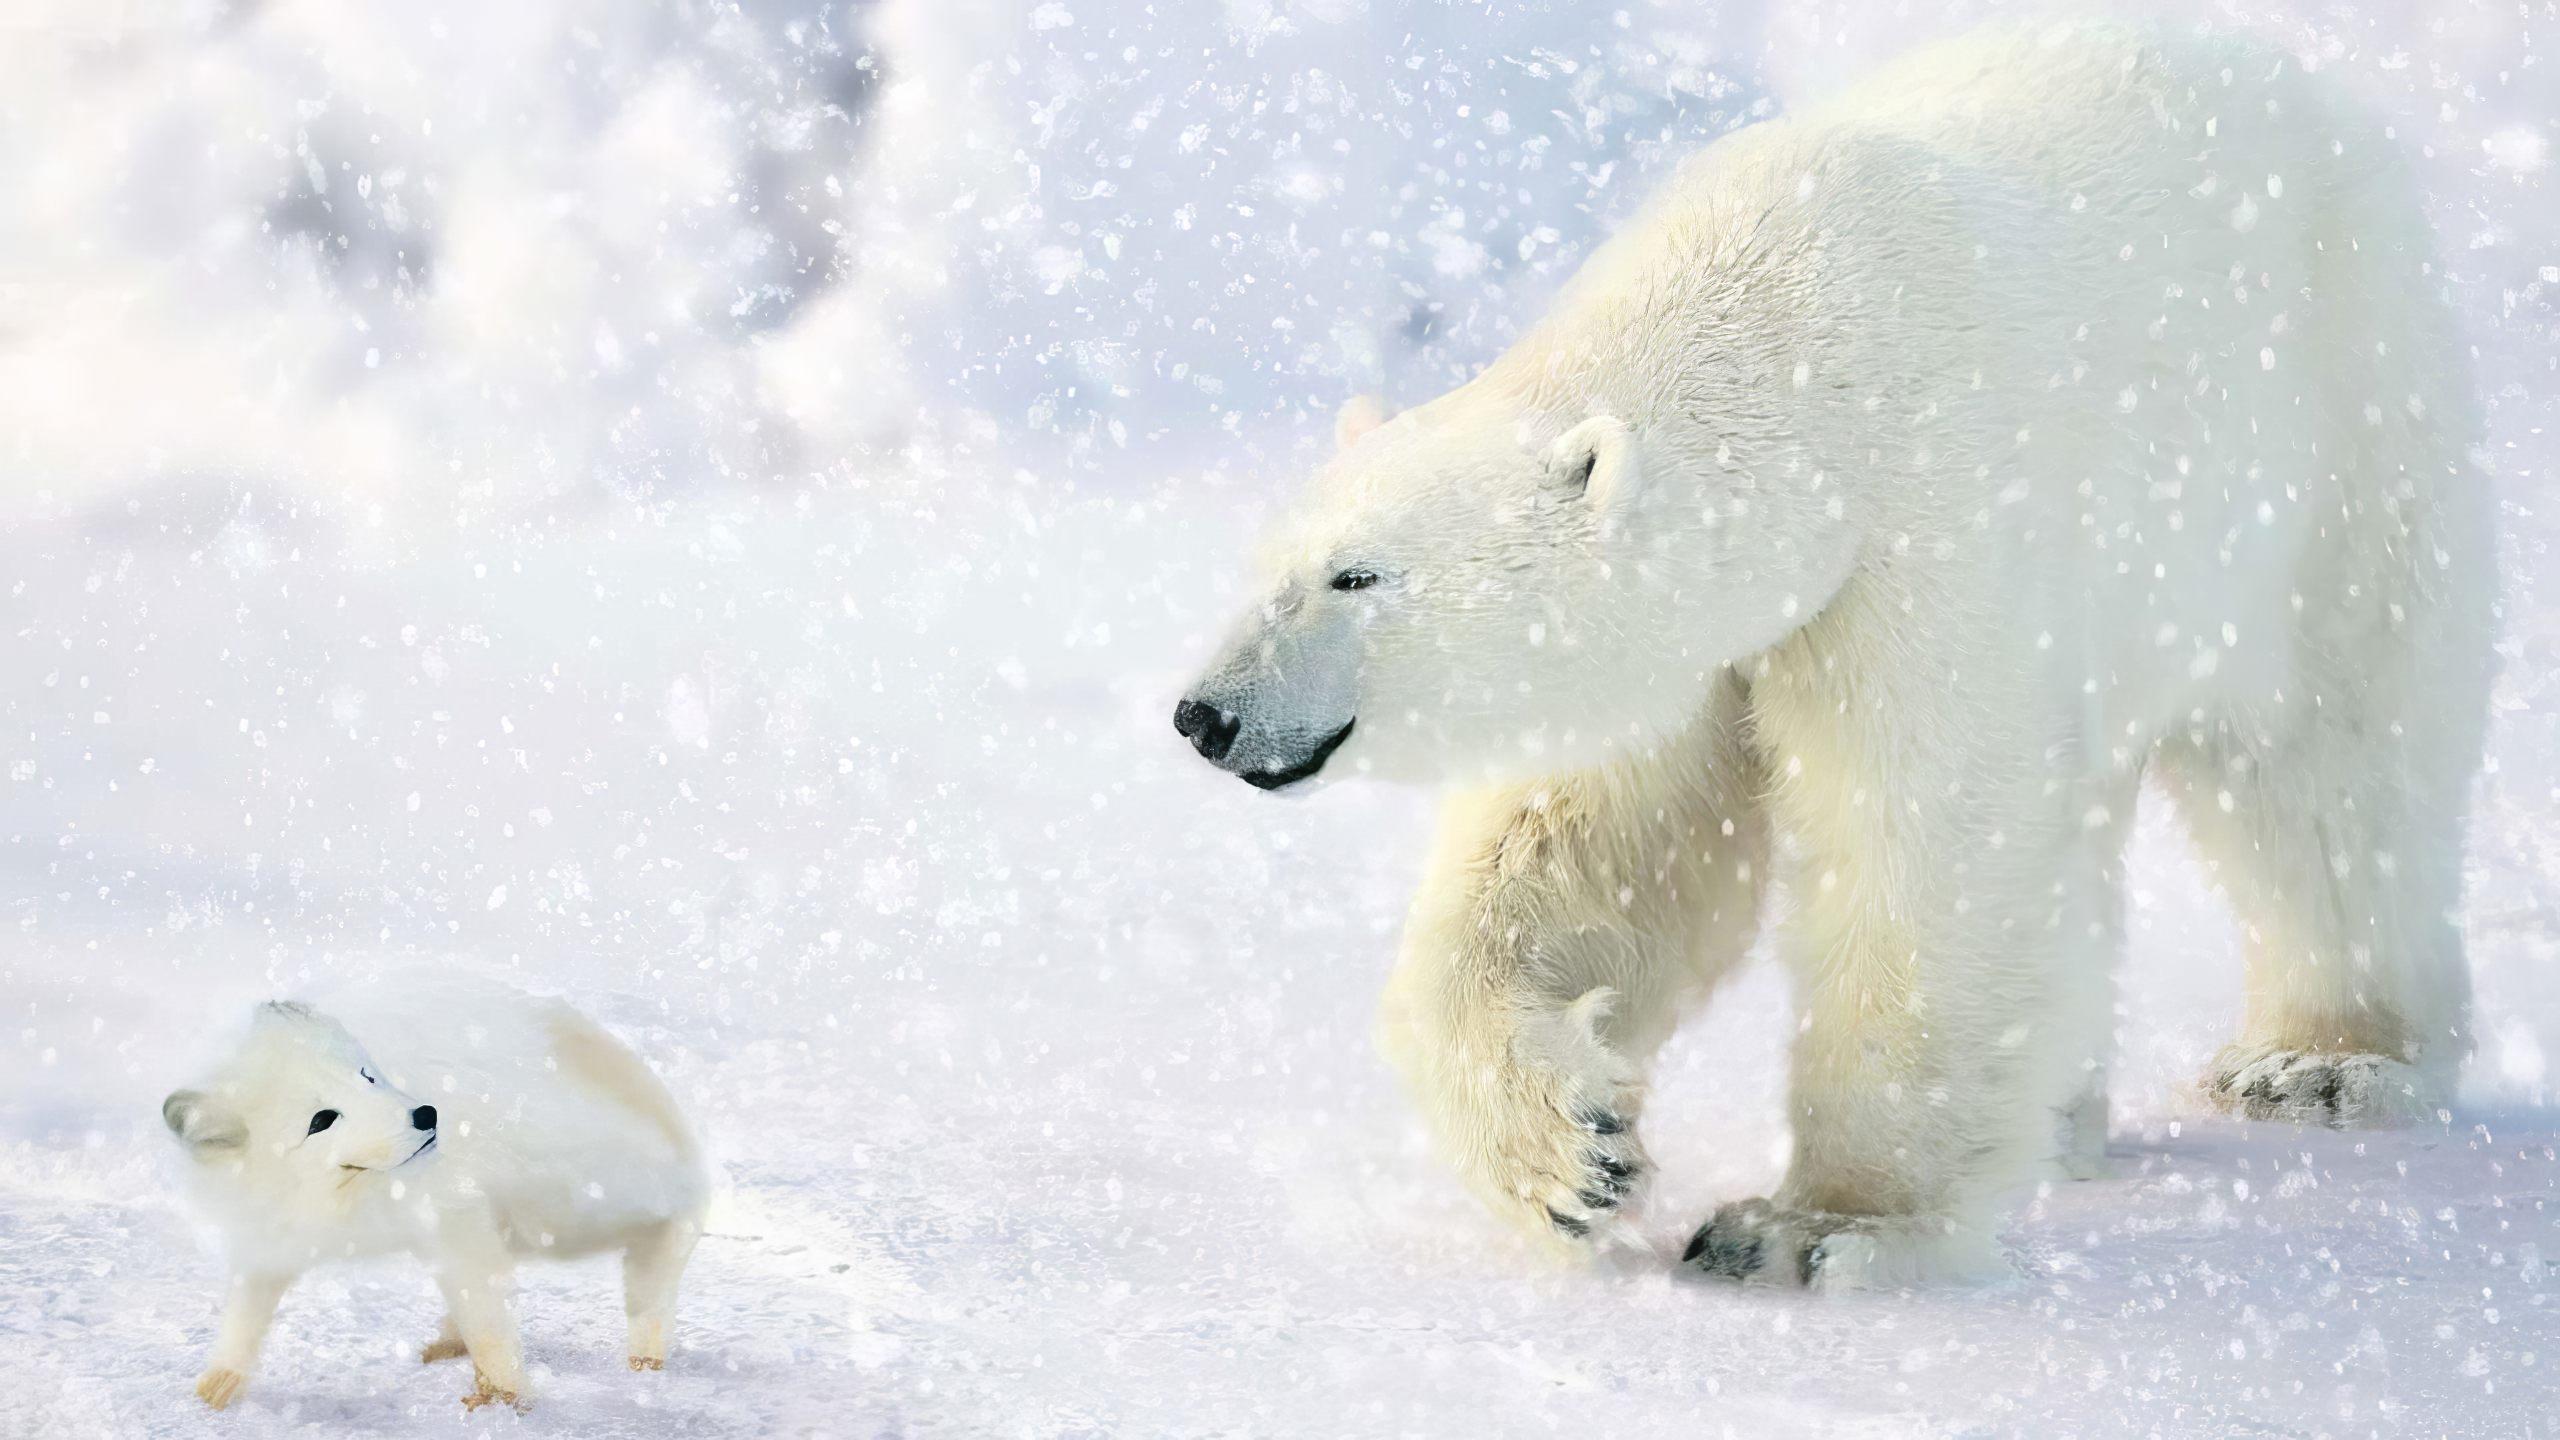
160;976;710;1411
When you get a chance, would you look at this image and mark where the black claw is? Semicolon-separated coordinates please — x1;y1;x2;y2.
1584;1154;1635;1196
2315;1067;2344;1117
1576;1189;1618;1211
1548;1207;1590;1239
1796;1240;1825;1286
1576;1106;1627;1136
1682;1221;1763;1278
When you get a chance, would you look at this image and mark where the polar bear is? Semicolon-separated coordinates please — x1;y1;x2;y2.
1173;21;2491;1287
162;975;709;1409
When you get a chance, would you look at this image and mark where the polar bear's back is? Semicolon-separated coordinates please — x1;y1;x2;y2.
1808;23;2371;206
1877;25;2476;711
1527;20;2442;406
1494;18;2486;752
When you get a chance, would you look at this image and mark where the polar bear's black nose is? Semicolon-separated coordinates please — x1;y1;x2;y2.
1173;698;1240;762
411;1105;438;1132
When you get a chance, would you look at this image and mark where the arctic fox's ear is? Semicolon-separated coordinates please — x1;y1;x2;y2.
1545;415;1641;509
1335;394;1392;451
163;1089;246;1155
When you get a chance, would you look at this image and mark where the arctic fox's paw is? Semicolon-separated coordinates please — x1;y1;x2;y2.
1680;1199;2005;1291
461;1383;526;1413
1423;991;1650;1251
420;1335;469;1364
2205;1048;2436;1128
194;1367;248;1410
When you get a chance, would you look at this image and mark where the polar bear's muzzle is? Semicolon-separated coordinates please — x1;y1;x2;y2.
1178;592;1362;789
1238;717;1354;790
1173;697;1354;791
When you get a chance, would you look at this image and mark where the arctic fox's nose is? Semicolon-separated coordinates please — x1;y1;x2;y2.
411;1105;438;1131
1173;698;1241;762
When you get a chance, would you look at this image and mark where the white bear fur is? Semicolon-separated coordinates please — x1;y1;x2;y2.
162;973;710;1409
1187;21;2491;1285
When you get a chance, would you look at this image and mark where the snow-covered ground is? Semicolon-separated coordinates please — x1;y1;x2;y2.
4;1;2557;1436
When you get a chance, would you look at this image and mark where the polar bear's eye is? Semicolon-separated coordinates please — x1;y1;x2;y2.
1330;569;1381;592
308;1109;339;1135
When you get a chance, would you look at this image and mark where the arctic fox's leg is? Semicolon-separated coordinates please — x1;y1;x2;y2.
419;1311;468;1364
437;1256;527;1410
1381;674;1765;1252
623;1216;701;1370
193;1270;293;1409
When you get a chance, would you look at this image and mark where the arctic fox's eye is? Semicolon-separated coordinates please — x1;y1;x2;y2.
1329;569;1380;592
307;1109;339;1135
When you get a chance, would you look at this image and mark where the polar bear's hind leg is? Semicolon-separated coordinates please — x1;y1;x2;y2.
2155;260;2486;1127
2159;683;2480;1128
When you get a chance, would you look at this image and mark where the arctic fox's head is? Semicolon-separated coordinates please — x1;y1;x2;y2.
163;1002;442;1234
1176;389;1844;789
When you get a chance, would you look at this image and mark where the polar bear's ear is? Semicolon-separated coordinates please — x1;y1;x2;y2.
1545;415;1640;509
1335;394;1392;451
163;1089;247;1156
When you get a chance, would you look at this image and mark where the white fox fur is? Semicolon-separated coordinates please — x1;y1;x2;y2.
1181;21;2491;1285
161;974;710;1410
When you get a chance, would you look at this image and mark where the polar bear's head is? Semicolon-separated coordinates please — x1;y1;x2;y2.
1179;390;1818;789
163;1001;442;1231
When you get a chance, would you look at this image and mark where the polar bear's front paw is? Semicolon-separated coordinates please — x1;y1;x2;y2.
1681;1199;2004;1291
2205;1048;2436;1128
1436;1074;1649;1250
1439;994;1653;1249
1501;1099;1650;1245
